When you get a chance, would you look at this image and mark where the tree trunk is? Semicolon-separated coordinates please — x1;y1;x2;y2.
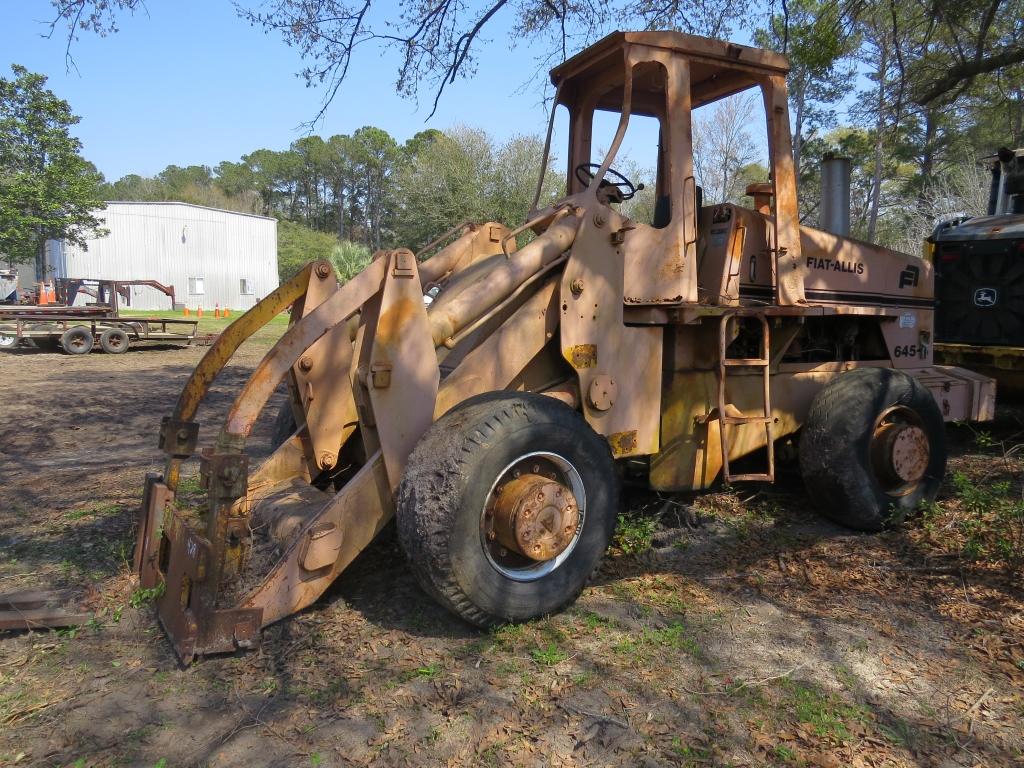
917;107;937;204
1012;87;1024;147
336;184;346;240
36;236;46;282
867;47;888;243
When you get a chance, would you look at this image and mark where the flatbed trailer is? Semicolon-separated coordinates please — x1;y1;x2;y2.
0;276;213;354
0;314;201;354
0;304;113;320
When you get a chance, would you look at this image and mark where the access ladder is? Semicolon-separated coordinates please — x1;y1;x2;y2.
716;312;775;483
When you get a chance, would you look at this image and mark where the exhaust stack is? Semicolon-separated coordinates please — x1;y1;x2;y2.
820;153;851;236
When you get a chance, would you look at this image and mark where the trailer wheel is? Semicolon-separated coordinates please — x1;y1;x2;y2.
60;326;94;355
99;328;130;354
396;393;619;627
25;324;58;351
0;333;15;348
799;367;946;531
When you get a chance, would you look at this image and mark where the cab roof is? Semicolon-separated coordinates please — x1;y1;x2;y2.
550;31;790;112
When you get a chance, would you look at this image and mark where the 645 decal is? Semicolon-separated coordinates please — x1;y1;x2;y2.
892;343;926;359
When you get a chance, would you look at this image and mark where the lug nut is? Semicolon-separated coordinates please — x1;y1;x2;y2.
315;262;331;279
319;451;336;469
570;278;584;295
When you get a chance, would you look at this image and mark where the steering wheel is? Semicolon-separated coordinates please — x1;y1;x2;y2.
574;163;640;201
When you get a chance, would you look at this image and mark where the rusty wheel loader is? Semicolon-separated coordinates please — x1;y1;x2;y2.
132;31;995;664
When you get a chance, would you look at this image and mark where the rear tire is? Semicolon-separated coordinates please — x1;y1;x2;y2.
60;326;94;355
799;367;946;531
271;400;298;448
396;393;619;627
99;328;130;354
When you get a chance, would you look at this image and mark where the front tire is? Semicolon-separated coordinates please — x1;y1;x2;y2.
396;393;619;627
799;367;946;531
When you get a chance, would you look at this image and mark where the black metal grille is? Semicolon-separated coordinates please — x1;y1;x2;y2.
934;239;1024;345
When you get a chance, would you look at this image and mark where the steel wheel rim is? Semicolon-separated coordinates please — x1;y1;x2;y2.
0;334;15;347
480;450;586;582
869;405;929;497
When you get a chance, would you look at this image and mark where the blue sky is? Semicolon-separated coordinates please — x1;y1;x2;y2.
3;0;559;180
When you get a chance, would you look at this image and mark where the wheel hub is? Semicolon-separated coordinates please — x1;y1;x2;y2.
873;422;929;485
487;473;580;561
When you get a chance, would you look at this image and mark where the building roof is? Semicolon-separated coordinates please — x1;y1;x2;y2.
102;200;277;222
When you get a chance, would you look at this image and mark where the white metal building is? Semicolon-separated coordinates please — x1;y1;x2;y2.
46;202;278;311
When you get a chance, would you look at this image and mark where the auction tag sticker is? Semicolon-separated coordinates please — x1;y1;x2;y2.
899;312;916;329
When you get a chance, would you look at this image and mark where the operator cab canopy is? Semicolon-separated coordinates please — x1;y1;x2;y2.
542;30;805;306
548;30;790;214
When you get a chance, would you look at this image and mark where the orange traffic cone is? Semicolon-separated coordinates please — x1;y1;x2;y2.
223;308;230;318
197;306;203;318
183;306;190;317
214;304;220;318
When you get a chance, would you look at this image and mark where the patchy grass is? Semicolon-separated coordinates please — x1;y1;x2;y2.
609;575;690;615
64;503;123;521
614;509;659;554
530;643;568;666
405;663;442;680
3;345;1024;767
613;621;701;662
777;679;870;743
945;470;1024;575
128;583;166;608
670;739;713;766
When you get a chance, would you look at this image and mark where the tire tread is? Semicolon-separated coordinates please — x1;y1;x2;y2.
397;393;617;627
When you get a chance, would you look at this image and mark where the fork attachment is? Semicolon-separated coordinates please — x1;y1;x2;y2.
134;217;578;663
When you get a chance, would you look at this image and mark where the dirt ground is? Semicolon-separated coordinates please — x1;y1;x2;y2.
0;338;1022;768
